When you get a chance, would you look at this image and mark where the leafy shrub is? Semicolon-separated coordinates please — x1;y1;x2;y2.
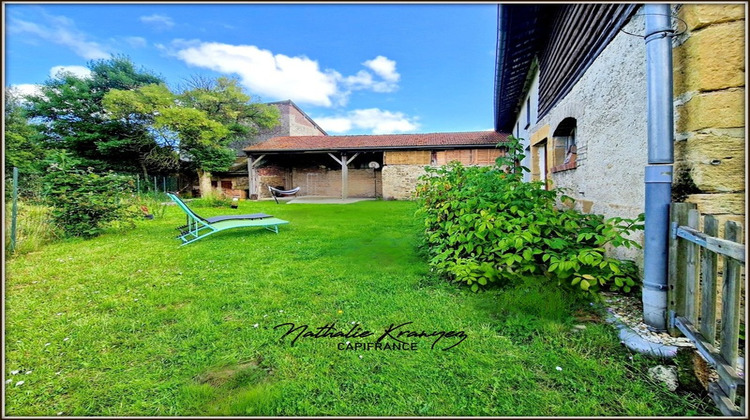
415;136;643;296
43;166;138;238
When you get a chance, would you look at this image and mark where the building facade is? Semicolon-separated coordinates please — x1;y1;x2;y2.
495;3;746;262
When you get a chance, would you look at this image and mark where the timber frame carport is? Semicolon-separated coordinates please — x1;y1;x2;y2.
246;150;371;199
244;131;510;200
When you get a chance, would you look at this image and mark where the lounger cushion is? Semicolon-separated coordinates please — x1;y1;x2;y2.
204;213;273;223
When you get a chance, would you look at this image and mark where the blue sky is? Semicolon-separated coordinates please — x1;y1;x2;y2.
4;3;499;135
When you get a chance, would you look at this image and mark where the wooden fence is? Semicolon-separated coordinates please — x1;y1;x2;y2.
668;202;745;416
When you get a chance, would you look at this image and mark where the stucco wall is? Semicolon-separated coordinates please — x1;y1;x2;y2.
530;12;648;261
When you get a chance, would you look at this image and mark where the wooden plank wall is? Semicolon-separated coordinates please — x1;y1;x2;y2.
538;4;637;118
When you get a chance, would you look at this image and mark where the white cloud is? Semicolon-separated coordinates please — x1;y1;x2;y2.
313;117;352;133
8;14;109;60
316;108;419;135
8;84;44;102
50;65;92;79
363;56;400;83
168;40;401;107
140;14;175;30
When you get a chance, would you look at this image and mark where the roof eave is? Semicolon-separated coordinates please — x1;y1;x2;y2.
245;143;509;155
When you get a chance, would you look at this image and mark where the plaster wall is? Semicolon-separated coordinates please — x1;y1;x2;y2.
531;12;648;261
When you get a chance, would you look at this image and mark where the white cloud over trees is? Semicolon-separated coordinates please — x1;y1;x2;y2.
169;41;402;108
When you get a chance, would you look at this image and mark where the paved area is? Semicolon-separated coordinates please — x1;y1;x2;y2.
285;196;377;204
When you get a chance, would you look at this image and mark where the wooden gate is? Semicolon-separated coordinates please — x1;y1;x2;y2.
668;202;745;416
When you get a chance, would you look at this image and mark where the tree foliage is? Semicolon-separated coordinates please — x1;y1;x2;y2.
4;87;45;173
24;56;172;176
103;75;280;193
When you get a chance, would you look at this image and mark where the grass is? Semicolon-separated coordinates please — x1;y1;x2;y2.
4;199;718;416
4;200;61;256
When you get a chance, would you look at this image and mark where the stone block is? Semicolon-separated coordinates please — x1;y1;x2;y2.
685;193;745;215
679;4;745;31
673;20;745;93
684;133;745;192
676;88;745;132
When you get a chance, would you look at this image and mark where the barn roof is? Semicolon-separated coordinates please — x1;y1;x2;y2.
244;131;509;154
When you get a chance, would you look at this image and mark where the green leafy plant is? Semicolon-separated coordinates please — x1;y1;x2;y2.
415;135;644;296
43;165;138;238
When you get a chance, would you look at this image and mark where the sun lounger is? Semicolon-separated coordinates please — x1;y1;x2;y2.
167;193;289;245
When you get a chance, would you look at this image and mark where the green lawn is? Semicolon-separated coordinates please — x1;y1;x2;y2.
4;199;717;416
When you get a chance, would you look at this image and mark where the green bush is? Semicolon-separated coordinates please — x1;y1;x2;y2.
415;136;643;296
43;166;138;238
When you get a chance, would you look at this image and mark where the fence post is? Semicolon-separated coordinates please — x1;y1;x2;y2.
699;215;719;343
719;221;742;403
684;209;701;325
667;202;695;335
10;167;19;254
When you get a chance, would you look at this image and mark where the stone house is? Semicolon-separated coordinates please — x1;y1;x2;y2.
494;3;745;262
244;131;509;200
203;100;328;198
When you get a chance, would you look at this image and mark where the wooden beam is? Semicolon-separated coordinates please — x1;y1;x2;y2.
346;152;360;165
251;154;266;168
676;226;745;263
327;152;343;165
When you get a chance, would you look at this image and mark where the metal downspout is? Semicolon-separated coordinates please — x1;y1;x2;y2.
642;4;675;330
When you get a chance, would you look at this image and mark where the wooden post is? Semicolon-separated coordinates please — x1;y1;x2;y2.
247;154;266;199
341;152;348;199
699;215;719;343
247;155;254;199
327;152;359;199
685;209;701;324
668;202;695;336
719;221;742;402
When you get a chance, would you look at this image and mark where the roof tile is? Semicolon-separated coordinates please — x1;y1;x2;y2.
245;131;509;153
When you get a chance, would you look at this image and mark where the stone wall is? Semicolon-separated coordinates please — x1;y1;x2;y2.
673;4;745;235
382;165;428;200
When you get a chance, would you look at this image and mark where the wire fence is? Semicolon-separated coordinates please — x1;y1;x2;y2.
5;167;184;256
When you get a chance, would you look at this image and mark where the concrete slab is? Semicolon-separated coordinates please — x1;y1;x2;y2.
285;196;377;204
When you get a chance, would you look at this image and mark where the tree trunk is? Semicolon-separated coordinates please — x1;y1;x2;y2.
197;169;214;198
140;161;149;182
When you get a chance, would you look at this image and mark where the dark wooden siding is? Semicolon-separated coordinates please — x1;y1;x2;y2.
537;4;637;119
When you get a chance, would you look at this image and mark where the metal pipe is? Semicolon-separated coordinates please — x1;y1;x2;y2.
642;4;675;331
